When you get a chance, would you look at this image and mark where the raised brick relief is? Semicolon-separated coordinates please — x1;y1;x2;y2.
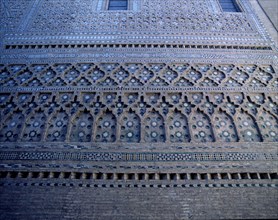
0;0;277;218
0;62;277;144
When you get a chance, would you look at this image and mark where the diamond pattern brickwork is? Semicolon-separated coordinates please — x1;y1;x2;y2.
1;63;276;89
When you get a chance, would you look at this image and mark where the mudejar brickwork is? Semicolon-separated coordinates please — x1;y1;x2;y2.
0;0;277;219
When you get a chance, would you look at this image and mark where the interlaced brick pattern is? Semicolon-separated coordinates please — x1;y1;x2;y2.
0;0;277;219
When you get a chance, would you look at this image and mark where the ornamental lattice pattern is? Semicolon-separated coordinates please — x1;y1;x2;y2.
0;62;277;144
0;63;276;89
0;0;278;218
30;0;253;33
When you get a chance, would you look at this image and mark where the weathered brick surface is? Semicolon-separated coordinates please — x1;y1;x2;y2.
0;0;277;219
0;185;277;220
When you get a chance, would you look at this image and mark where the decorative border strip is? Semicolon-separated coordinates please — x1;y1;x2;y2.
1;32;263;50
4;43;272;51
0;86;276;93
1;171;277;181
0;151;277;162
1;142;276;151
1;162;276;171
2;51;276;65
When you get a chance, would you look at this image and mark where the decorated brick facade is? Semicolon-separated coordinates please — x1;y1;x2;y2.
0;0;277;219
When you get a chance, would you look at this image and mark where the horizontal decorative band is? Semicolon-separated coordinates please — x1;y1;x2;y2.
0;62;277;145
4;43;272;51
0;151;277;162
0;171;277;181
0;86;275;93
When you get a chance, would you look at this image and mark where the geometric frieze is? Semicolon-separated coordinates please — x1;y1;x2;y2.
0;90;277;143
0;63;277;90
0;151;277;162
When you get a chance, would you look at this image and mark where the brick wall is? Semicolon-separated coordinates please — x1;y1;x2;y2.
1;184;277;219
